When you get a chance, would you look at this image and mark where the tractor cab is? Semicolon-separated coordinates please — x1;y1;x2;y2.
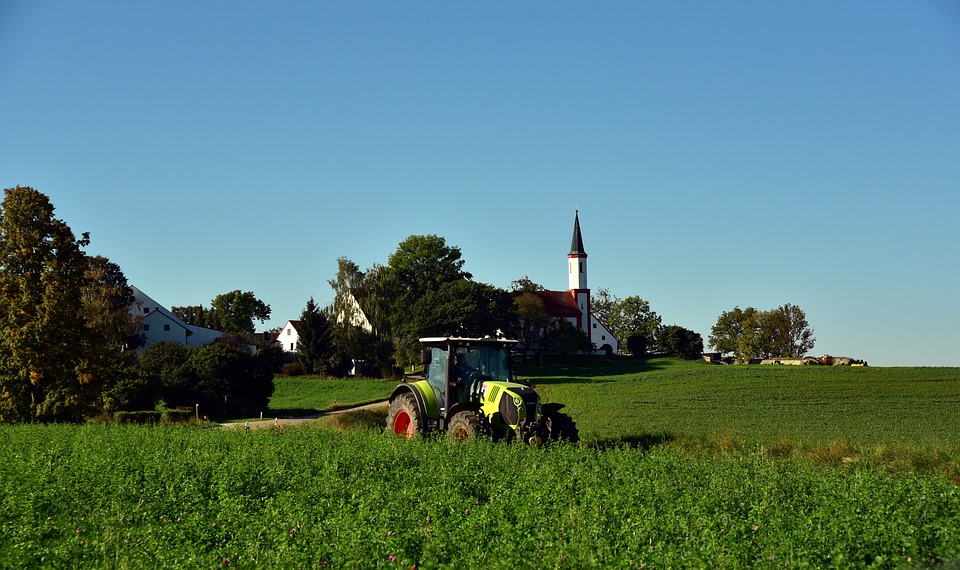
422;337;516;415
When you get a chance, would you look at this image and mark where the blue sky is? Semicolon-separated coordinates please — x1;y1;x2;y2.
2;1;959;366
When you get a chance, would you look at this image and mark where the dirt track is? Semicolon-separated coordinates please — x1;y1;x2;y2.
220;400;388;430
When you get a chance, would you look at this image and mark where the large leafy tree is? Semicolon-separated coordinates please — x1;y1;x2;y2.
0;186;131;421
81;256;142;412
709;304;815;362
606;295;662;354
332;235;515;369
207;290;271;333
657;325;704;360
409;280;515;339
173;290;271;333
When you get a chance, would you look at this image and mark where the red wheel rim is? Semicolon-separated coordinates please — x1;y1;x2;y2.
453;426;469;441
393;410;413;438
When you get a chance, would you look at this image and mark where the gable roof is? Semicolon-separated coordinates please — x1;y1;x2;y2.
515;290;582;318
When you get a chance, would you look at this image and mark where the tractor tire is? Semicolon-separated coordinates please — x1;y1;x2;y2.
447;411;490;442
544;412;580;443
385;394;423;439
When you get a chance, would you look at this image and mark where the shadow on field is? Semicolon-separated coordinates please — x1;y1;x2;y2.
517;355;666;384
588;432;676;450
267;407;322;419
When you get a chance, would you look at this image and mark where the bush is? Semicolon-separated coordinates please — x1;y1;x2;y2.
136;341;275;419
657;325;704;360
113;411;161;424
281;361;304;376
161;409;195;424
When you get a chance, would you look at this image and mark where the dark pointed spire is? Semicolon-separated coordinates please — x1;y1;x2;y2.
569;210;586;256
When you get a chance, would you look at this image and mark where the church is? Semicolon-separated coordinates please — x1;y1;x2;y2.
520;212;619;355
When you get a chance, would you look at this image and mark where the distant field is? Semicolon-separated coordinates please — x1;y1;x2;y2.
519;357;960;476
266;377;395;417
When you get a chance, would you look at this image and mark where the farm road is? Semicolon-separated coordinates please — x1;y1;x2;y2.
220;400;388;431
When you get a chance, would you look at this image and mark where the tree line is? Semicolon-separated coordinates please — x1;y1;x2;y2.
1;186;816;422
0;187;275;422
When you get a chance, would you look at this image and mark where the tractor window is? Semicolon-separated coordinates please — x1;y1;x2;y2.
455;347;511;383
426;347;448;399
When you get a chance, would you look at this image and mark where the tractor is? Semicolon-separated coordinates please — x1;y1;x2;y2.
385;336;578;443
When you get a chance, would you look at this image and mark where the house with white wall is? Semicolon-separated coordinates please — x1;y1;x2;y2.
276;320;301;352
130;286;222;347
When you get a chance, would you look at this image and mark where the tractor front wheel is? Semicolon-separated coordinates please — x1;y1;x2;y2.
447;411;489;442
386;394;423;439
544;412;580;443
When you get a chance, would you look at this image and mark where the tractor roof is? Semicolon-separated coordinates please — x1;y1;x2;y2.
419;336;519;349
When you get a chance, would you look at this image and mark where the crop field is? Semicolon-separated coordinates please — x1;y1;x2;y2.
520;358;960;475
2;358;959;568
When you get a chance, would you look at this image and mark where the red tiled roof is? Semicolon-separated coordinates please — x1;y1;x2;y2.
514;290;582;318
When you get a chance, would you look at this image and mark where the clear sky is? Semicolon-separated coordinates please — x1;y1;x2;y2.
2;1;959;366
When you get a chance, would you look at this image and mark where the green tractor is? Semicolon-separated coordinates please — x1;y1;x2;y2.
385;336;578;443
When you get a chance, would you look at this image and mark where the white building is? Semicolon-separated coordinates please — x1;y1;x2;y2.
130;286;222;347
276;320;301;352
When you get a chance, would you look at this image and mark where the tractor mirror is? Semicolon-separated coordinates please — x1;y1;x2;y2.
421;349;432;365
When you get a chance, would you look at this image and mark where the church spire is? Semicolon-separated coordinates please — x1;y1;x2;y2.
567;210;588;291
569;210;586;256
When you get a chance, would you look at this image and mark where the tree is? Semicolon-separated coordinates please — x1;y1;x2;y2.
171;305;207;327
766;304;816;358
0;186;100;422
206;290;271;333
381;235;474;367
657;325;704;360
542;320;595;355
174;291;271;333
626;334;649;357
590;287;617;328
709;304;815;362
136;341;274;418
408;280;515;339
606;296;662;355
80;255;142;412
511;276;545;292
295;297;340;376
328;257;394;375
512;291;551;352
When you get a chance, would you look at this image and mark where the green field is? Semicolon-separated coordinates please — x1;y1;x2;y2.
266;377;396;417
519;358;960;476
2;358;959;568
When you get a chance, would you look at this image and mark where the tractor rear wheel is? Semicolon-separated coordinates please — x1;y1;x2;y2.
447;411;489;442
386;394;423;439
544;412;579;443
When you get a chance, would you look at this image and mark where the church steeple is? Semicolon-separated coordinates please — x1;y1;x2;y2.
567;210;588;291
570;210;586;256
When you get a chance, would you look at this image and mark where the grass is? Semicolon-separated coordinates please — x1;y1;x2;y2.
265;377;395;417
513;356;960;479
1;424;958;568
3;358;960;567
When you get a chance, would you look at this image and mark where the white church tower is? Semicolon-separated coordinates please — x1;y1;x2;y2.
567;210;590;334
